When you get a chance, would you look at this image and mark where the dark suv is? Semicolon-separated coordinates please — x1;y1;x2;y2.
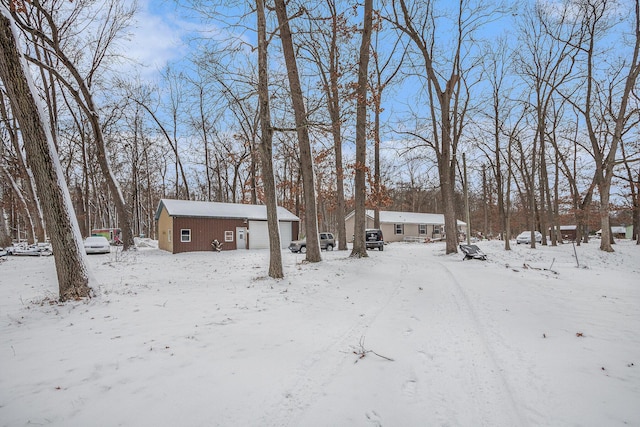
365;229;384;251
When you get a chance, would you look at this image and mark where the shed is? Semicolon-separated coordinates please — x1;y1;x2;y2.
596;226;628;239
551;225;577;241
155;199;299;253
344;210;467;243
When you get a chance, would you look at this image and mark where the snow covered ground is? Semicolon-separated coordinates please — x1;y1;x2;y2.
1;239;639;426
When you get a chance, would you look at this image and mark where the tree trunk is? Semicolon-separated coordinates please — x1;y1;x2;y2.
636;168;640;245
274;0;321;262
350;0;373;258
0;163;36;241
529;120;538;249
505;131;513;250
0;8;92;301
441;139;458;254
598;181;613;252
256;0;283;278
482;165;488;238
0;91;46;242
332;99;347;251
538;138;550;246
636;169;640;245
547;141;557;244
0;203;10;247
327;5;347;251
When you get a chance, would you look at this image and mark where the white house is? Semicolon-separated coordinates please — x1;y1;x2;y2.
344;210;467;243
596;226;630;239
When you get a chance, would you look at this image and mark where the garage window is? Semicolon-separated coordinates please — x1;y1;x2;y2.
181;229;191;242
225;230;234;242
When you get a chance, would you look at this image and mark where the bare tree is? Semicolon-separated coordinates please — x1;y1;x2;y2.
303;0;357;251
274;0;321;262
477;37;525;250
516;1;582;248
553;106;598;245
257;0;283;278
617;131;640;244
351;0;373;258
370;14;406;229
129;82;191;201
0;198;9;246
0;89;46;243
184;70;226;202
214;77;259;204
10;0;136;249
572;0;640;252
388;0;495;254
0;6;92;300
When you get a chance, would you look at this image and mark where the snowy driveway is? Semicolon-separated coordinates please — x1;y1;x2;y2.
264;250;527;427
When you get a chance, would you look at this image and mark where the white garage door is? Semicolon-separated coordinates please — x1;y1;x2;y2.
279;222;292;249
248;221;292;249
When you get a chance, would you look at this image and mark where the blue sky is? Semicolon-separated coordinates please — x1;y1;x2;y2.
124;0;199;81
125;1;264;79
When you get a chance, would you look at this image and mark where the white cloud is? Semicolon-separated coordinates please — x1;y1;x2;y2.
120;0;192;80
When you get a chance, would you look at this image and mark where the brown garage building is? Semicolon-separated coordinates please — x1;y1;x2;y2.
155;199;299;253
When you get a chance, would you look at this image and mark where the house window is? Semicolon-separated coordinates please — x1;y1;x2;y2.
419;224;427;235
434;225;441;235
225;231;234;242
395;224;404;235
168;229;171;242
180;229;191;242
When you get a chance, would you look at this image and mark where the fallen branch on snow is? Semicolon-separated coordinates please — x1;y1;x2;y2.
352;336;394;363
523;262;558;275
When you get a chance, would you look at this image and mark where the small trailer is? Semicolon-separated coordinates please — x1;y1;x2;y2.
91;228;122;244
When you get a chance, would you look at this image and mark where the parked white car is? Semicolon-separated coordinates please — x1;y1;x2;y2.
84;236;111;254
516;231;543;244
5;242;52;256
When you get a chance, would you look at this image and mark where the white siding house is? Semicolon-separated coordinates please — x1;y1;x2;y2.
344;210;467;243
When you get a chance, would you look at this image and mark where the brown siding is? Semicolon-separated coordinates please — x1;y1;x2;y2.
172;217;247;253
559;229;577;241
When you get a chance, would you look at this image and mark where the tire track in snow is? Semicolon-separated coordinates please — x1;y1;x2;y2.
341;250;529;426
260;250;527;426
427;259;529;427
261;256;410;427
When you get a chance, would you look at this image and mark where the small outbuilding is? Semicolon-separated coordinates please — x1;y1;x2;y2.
345;209;467;243
551;225;577;241
155;199;299;254
596;226;628;239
